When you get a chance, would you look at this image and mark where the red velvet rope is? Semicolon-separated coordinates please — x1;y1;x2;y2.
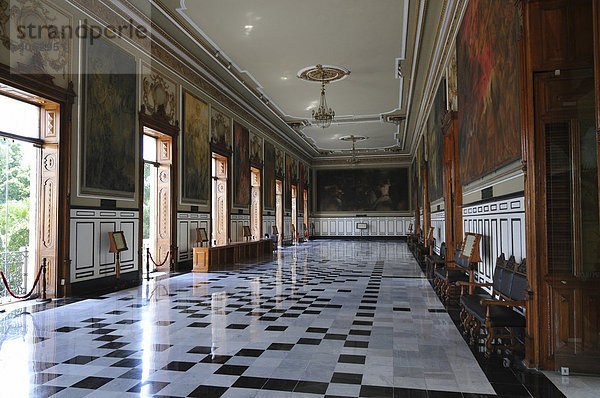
0;265;43;300
148;251;170;267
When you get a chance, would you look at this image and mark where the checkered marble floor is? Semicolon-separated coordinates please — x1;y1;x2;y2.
0;240;496;397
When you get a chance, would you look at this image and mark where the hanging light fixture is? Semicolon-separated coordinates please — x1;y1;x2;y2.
312;81;335;128
340;135;368;164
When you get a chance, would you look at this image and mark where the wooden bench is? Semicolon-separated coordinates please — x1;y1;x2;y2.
457;254;527;357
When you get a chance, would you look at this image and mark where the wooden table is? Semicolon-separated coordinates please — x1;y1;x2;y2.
192;239;274;272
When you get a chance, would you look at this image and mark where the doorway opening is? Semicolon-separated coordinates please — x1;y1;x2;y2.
275;179;283;246
212;154;228;245
291;185;297;243
303;189;308;239
142;128;172;275
0;94;41;302
250;167;261;240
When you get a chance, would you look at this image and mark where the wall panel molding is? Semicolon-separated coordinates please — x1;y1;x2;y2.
69;209;139;283
462;196;525;285
311;216;413;237
177;212;210;262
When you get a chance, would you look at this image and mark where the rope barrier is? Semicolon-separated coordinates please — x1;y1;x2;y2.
0;262;43;300
148;251;170;268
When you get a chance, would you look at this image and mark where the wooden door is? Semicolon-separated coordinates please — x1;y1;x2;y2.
214;156;228;246
535;68;600;373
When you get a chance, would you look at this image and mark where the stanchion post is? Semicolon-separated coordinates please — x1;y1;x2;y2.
38;258;51;303
146;247;150;280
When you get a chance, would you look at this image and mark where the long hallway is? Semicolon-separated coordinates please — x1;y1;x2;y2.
0;241;556;397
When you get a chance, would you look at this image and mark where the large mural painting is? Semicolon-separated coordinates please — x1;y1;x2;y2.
233;121;250;207
457;0;521;184
427;81;446;201
263;141;275;209
182;92;210;203
316;168;409;212
81;38;136;197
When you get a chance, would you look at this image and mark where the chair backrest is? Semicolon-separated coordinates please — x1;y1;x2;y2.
439;242;446;259
499;255;516;298
509;259;528;301
492;254;506;293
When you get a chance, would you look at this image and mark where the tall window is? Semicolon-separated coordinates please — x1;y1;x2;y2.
0;94;40;301
142;134;158;275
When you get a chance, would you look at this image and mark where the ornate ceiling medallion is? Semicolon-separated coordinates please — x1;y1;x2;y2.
297;64;350;83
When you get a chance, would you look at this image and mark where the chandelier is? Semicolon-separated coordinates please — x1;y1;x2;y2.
340;135;368;164
312;81;335;128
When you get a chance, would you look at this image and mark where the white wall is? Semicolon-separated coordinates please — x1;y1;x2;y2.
311;216;413;237
69;209;138;283
177;212;210;262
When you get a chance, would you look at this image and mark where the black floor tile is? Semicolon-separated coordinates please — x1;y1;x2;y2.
55;327;79;333
294;380;329;394
235;349;264;357
200;355;232;364
345;340;369;348
232;376;268;389
32;385;65;397
393;387;429;397
324;333;347;340
426;391;463;398
188;322;210;328
71;376;112;389
226;323;248;329
63;355;98;365
104;349;136;358
98;342;129;350
267;343;294;351
188;346;213;355
93;335;123;342
118;368;146;379
331;372;363;384
298;337;322;345
262;377;298;391
360;385;394;397
127;381;169;394
215;364;248;375
110;358;143;368
306;327;328;333
188;385;229;397
338;354;366;364
162;361;195;371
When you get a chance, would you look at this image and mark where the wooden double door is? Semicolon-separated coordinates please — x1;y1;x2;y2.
534;68;600;373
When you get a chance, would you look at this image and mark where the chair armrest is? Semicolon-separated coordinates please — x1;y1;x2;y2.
480;299;527;307
456;281;493;287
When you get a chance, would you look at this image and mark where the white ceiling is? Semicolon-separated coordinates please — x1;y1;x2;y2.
168;0;410;152
151;0;462;161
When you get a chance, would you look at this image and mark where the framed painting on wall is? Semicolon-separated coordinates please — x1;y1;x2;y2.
263;141;275;209
233;121;250;207
182;92;210;204
81;37;137;198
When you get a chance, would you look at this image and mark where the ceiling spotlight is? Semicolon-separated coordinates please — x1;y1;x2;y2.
215;51;220;58
227;62;232;69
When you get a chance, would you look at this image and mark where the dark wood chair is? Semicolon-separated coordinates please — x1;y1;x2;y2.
457;255;527;357
433;242;470;302
425;242;446;280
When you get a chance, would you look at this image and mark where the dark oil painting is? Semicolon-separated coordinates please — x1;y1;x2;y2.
299;162;305;213
316;168;409;212
233;121;250;207
263;140;275;209
81;38;136;197
416;139;424;208
182;92;210;203
427;81;446;201
285;154;295;210
457;0;521;184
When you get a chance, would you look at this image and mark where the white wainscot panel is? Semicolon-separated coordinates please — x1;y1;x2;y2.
311;216;413;237
430;210;446;254
177;213;210;262
70;209;139;283
463;197;525;287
